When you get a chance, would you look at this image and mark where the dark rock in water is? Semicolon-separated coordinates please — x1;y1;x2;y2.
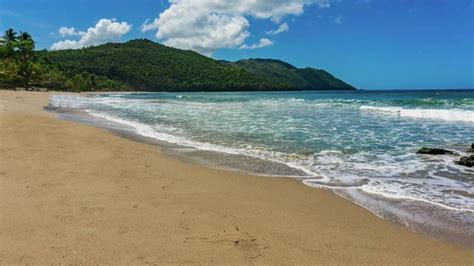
417;147;455;155
468;143;474;153
458;155;474;167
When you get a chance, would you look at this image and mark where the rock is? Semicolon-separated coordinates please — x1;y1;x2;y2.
468;143;474;153
417;147;455;155
458;155;474;167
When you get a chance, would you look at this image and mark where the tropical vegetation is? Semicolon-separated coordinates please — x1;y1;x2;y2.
0;29;41;89
1;28;355;92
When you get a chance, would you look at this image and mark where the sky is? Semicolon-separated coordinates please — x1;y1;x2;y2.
1;0;473;90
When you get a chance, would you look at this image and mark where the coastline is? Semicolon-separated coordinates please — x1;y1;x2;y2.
0;90;473;264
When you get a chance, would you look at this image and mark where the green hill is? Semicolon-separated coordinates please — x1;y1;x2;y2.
221;59;354;90
36;39;355;92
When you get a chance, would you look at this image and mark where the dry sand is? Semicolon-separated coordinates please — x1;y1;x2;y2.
0;90;473;264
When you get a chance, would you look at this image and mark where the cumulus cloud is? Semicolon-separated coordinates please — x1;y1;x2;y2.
58;27;85;37
142;0;330;56
266;22;289;35
143;10;250;56
51;19;131;50
240;38;274;49
140;18;158;32
58;27;76;37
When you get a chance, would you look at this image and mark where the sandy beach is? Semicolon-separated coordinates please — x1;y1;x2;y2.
0;90;472;264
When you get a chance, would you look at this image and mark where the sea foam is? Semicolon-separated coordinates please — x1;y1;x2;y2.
360;106;474;122
50;91;474;247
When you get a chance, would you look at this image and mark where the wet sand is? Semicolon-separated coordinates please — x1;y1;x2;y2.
0;90;472;264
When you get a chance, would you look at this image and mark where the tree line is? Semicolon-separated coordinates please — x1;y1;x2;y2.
0;28;128;91
1;28;353;92
0;28;41;89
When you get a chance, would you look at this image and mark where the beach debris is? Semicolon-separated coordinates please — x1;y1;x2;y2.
457;155;474;167
417;147;455;155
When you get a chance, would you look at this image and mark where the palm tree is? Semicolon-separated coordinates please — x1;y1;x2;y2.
1;29;17;58
18;31;31;41
4;28;17;42
0;29;38;89
18;31;35;51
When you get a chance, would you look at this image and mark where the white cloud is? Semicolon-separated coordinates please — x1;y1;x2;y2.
140;18;158;32
58;27;85;37
143;8;250;56
334;15;342;24
51;19;131;50
50;39;80;50
266;22;289;35
142;0;330;56
240;38;274;49
58;27;75;37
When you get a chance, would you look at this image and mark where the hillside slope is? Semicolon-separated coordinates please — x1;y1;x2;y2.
37;39;355;91
221;59;354;90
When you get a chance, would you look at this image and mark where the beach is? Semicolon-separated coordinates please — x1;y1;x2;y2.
0;90;473;264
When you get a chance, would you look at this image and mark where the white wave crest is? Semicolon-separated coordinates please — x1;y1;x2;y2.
84;111;318;177
360;106;474;122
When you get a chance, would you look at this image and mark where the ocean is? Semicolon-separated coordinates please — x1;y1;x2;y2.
50;89;474;247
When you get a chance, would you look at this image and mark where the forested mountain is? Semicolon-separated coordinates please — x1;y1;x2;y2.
2;32;355;91
221;59;354;90
37;39;289;91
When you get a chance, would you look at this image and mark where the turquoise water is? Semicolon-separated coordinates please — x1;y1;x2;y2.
51;90;474;246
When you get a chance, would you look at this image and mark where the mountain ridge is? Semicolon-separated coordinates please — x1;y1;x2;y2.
36;39;355;92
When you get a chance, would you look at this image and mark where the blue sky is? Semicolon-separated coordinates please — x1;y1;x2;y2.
1;0;473;90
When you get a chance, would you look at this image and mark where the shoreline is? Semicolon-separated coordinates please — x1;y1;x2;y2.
49;91;474;249
50;100;474;249
1;90;473;264
50;106;312;178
